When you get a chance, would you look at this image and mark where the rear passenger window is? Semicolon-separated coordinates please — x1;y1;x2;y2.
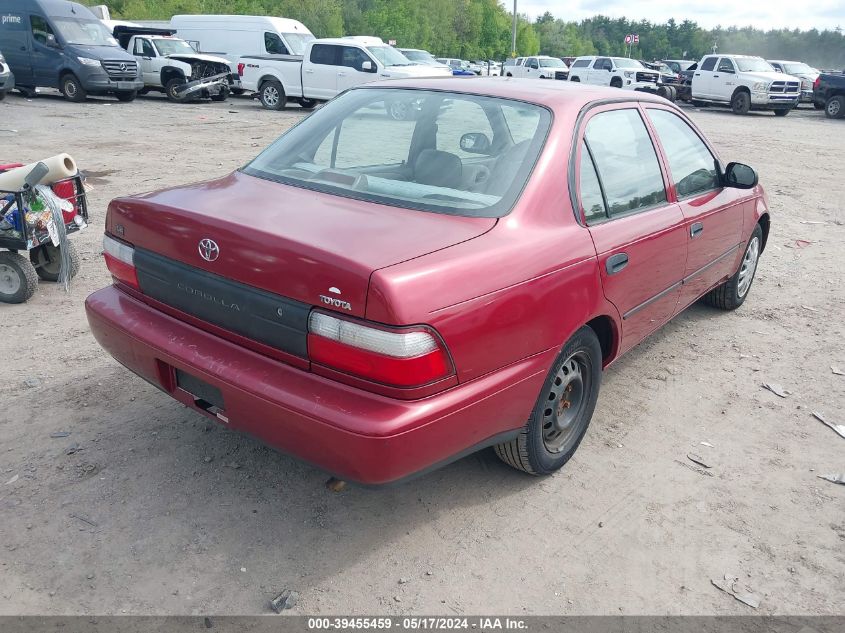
572;59;591;68
700;57;717;71
264;32;287;55
584;109;666;217
309;44;337;65
579;142;606;223
647;109;720;198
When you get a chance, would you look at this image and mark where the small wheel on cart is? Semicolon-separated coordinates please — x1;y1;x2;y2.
0;251;38;303
30;241;81;282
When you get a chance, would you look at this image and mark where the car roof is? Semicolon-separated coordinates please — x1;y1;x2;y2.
356;77;669;112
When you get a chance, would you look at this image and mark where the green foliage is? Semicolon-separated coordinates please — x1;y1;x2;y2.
81;0;845;67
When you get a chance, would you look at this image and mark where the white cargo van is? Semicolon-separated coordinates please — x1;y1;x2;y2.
171;14;314;91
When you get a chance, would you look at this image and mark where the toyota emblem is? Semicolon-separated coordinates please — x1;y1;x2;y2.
198;238;220;262
119;62;127;72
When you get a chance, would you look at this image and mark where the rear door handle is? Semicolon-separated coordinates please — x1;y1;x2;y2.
337;72;346;77
713;74;720;78
690;222;704;238
304;69;314;74
606;253;629;275
694;72;700;76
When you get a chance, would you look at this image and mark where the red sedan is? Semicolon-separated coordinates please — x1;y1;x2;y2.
86;79;770;484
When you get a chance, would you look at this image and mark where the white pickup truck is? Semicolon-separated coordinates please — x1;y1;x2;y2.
507;56;569;80
239;38;451;111
113;26;235;102
690;54;800;116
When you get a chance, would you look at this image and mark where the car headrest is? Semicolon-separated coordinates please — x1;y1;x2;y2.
414;149;462;189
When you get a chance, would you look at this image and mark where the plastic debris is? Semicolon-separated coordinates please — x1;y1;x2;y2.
4;474;19;485
700;441;715;448
812;412;845;440
50;432;71;438
711;574;761;609
687;453;712;469
832;366;844;376
801;305;818;312
325;477;346;492
762;383;788;398
817;473;845;485
69;513;98;527
270;590;298;612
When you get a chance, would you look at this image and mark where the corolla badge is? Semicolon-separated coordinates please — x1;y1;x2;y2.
198;238;220;262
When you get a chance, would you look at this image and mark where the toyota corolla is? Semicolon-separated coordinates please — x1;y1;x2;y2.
86;78;770;484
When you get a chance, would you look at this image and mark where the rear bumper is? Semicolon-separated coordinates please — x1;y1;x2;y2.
85;286;551;485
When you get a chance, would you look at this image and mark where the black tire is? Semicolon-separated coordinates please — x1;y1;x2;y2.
0;90;5;101
298;98;317;109
259;80;286;110
704;223;763;310
825;95;845;119
30;241;80;282
668;86;677;102
115;91;137;102
813;101;825;110
231;88;245;96
209;86;230;102
691;99;708;107
61;73;87;102
731;90;751;115
0;251;38;304
570;76;580;82
773;108;790;117
610;77;623;88
505;72;512;77
165;77;189;103
494;326;602;475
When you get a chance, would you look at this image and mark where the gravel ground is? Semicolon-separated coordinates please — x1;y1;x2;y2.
0;88;843;616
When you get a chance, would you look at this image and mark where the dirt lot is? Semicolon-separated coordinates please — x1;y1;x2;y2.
0;88;843;617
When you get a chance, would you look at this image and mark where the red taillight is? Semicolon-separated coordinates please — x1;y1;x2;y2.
307;311;453;389
237;62;245;77
813;76;820;90
102;234;139;290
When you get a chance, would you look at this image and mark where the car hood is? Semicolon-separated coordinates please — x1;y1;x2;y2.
742;71;800;83
167;53;230;66
384;64;452;78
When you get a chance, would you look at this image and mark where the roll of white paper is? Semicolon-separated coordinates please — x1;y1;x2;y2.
0;154;78;191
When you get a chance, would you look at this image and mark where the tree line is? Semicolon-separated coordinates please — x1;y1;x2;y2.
87;0;845;69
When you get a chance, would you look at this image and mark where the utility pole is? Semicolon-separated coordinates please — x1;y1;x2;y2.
511;0;517;57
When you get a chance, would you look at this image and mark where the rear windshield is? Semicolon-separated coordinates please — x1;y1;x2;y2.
243;88;551;218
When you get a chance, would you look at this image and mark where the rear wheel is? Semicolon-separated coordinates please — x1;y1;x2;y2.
731;90;751;115
813;101;825;110
30;241;80;282
61;73;86;102
0;90;5;101
210;86;230;102
825;95;845;119
259;80;286;110
298;98;317;109
0;252;38;304
494;326;602;475
704;224;763;310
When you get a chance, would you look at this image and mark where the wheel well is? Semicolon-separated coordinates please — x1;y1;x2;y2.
585;315;617;365
161;68;185;85
758;213;770;253
259;76;283;94
732;86;751;98
58;69;75;83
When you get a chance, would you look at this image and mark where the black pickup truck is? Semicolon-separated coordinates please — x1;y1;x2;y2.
813;72;845;118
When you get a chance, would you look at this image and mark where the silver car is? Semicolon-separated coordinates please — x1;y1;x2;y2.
0;49;14;100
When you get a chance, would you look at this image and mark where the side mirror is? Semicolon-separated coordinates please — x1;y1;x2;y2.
361;60;375;73
46;33;60;48
724;162;758;189
459;132;492;154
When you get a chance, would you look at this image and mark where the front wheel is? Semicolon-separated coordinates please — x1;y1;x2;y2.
0;90;5;101
115;91;137;102
495;326;602;475
610;77;623;88
61;74;87;102
165;78;189;103
704;224;763;310
570;76;580;82
731;91;751;115
298;98;317;110
825;95;845;119
259;80;286;110
773;108;790;117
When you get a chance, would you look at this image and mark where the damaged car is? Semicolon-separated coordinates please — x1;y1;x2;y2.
113;26;235;102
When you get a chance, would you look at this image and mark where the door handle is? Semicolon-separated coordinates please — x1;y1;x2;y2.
304;69;314;74
713;74;719;78
606;253;629;275
694;72;700;76
337;72;346;77
690;222;704;238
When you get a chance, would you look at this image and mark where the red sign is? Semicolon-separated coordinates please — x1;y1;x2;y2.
633;34;640;44
625;34;632;44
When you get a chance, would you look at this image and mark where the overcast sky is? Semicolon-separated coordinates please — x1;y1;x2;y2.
515;0;845;31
